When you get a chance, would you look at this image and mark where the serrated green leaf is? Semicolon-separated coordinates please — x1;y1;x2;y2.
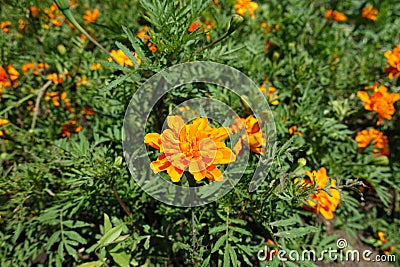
64;230;87;244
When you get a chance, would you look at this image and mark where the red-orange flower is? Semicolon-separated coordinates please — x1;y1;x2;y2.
0;65;19;89
234;0;258;19
357;82;400;125
144;116;236;182
230;115;265;155
325;10;347;22
30;6;39;18
83;9;100;25
295;167;340;220
188;20;202;33
44;3;64;27
1;21;11;33
384;45;400;79
137;26;157;53
22;62;48;75
355;128;389;156
61;119;82;138
361;4;378;21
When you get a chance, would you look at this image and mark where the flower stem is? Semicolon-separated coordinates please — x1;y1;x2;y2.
53;0;121;65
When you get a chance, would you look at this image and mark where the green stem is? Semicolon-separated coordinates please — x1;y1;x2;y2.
54;1;120;65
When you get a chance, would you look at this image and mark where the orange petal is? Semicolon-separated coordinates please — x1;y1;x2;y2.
205;165;223;181
144;133;162;150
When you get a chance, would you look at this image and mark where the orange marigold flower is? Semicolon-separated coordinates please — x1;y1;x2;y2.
355;128;389;156
61;119;82;138
357;82;400;125
46;73;64;84
76;75;88;87
325;10;348;22
188;20;202;33
384;45;400;80
30;6;39;18
0;65;19;88
137;26;157;53
1;21;11;33
234;0;258;19
377;231;396;256
230;115;266;155
361;4;378;21
288;125;302;136
19;19;28;32
83;8;100;25
295;167;340;220
90;63;101;71
44;3;64;27
22;62;48;75
108;49;141;67
82;106;95;116
259;81;279;105
144;116;236;182
0;118;9;137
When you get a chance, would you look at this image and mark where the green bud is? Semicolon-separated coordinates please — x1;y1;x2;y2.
272;51;280;62
227;14;244;35
57;44;67;55
372;155;389;166
54;0;70;11
0;153;8;160
288;42;295;51
114;156;123;167
297;158;307;167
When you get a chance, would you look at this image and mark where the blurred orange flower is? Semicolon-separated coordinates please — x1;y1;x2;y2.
46;73;64;84
0;118;9;137
0;65;19;88
384;45;400;79
295;167;340;220
82;106;95;116
22;62;49;75
30;6;39;18
231;115;265;155
234;0;258;19
108;49;141;66
361;4;378;21
288;125;302;136
259;81;279;105
325;10;347;22
137;26;157;53
76;75;88;87
188;20;202;33
377;231;396;256
83;9;100;25
90;63;101;71
357;82;400;125
355;128;389;156
61;120;82;138
1;21;11;33
44;3;64;27
144;116;236;182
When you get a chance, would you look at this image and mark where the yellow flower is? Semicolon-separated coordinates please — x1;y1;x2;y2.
44;3;64;27
325;10;347;22
0;65;19;89
355;128;389;156
83;9;100;25
144;116;236;182
384;45;400;80
234;0;258;19
361;4;378;21
230;115;266;155
90;63;101;71
0;118;9;137
357;82;400;125
46;73;64;84
108;49;141;67
1;21;11;33
295;167;340;220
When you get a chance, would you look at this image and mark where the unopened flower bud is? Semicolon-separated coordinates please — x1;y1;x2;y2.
227;14;244;35
54;0;70;10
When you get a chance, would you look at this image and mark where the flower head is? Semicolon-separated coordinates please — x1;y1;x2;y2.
22;62;48;75
1;21;11;33
44;3;64;27
234;0;258;19
325;10;347;22
377;231;396;256
230;115;266;155
83;8;100;25
108;49;141;66
0;65;19;89
259;81;279;105
361;4;378;21
144;116;236;182
355;128;389;156
357;82;400;125
137;26;157;53
384;45;400;79
0;118;9;137
295;167;340;220
188;20;202;33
